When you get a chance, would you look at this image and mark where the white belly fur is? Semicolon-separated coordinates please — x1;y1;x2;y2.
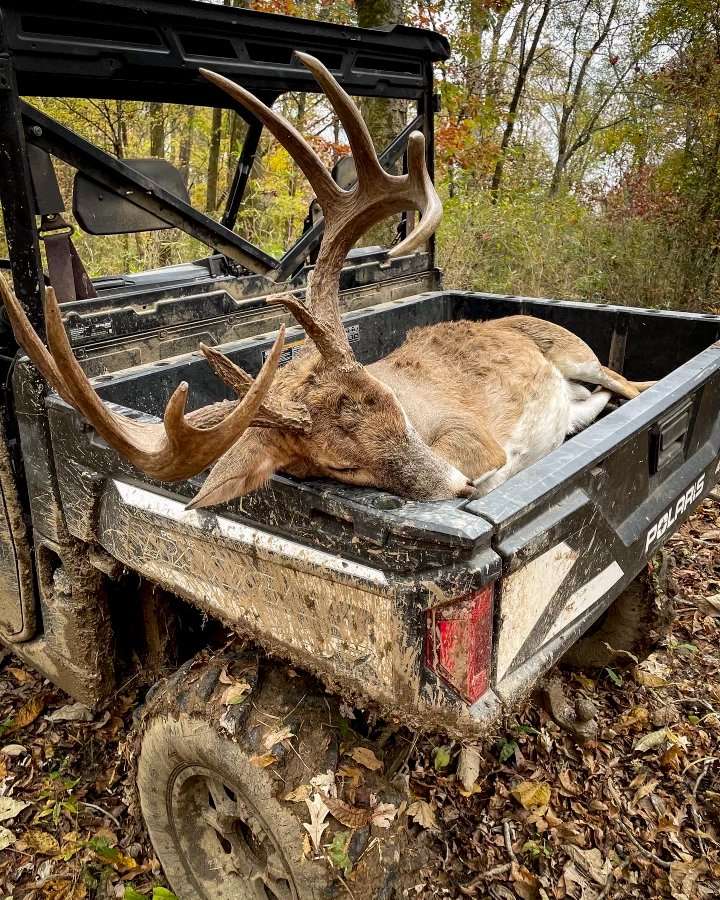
501;367;572;475
474;368;605;494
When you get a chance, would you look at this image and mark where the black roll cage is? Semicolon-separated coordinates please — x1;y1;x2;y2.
0;0;449;331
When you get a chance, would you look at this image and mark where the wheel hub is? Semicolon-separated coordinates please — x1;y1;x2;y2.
168;765;297;900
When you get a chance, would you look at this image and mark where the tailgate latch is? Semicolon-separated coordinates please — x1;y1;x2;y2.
649;400;693;475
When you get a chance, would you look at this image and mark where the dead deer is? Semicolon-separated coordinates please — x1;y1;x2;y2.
0;53;654;508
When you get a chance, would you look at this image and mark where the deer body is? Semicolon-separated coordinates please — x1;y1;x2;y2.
187;314;652;508
0;53;654;512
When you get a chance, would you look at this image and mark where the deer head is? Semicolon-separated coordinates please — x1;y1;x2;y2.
186;54;474;506
1;54;474;507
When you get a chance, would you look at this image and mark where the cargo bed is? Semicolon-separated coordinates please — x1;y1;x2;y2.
14;289;720;732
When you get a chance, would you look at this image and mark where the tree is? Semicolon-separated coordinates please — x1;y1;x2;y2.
490;0;552;198
546;0;635;195
206;106;224;214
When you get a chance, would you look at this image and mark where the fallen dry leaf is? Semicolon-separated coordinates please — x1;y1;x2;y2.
310;770;337;799
1;744;27;757
0;796;29;823
371;802;397;829
457;745;481;793
222;681;252;705
6;667;31;683
337;764;364;786
249;753;276;768
633;727;670;752
349;746;383;771
511;781;551;810
46;703;94;723
303;793;329;851
9;694;46;732
407;799;437;830
283;784;312;803
263;725;294;749
564;844;612;886
669;858;709;897
39;878;87;900
324;796;373;828
22;828;60;855
0;826;14;850
633;654;671;687
511;861;540;900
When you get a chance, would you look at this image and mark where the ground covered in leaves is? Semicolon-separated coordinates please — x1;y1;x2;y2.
0;497;719;899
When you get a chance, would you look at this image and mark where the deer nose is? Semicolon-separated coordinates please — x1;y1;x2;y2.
457;479;475;499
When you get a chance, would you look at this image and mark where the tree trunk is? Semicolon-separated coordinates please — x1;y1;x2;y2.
224;111;244;206
490;0;551;200
206;106;223;214
356;0;404;155
148;102;171;265
149;102;165;158
178;106;195;185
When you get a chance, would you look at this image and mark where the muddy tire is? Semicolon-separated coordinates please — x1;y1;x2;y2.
135;651;336;900
561;553;673;670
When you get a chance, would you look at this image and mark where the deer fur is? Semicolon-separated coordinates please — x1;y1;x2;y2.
188;314;654;508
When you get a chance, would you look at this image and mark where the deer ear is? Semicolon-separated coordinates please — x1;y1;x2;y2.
185;430;290;510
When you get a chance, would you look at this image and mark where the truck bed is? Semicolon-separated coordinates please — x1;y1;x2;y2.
14;290;720;734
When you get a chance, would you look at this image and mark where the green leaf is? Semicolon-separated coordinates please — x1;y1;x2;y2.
153;889;179;900
123;889;146;900
605;667;623;686
498;739;518;764
433;746;452;770
326;831;352;875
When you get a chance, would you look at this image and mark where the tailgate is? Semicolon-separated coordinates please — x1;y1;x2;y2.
467;340;720;702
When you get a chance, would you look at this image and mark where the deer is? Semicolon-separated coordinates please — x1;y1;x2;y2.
0;52;655;510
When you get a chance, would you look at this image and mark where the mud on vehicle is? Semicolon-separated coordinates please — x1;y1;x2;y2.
0;2;719;897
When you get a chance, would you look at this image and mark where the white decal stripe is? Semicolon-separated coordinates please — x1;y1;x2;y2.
496;542;578;680
111;479;389;588
545;561;625;644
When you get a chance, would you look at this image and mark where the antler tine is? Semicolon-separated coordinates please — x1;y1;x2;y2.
199;342;313;432
198;68;338;207
292;53;442;244
293;51;381;181
0;275;286;481
388;131;443;258
269;292;354;368
200;55;442;359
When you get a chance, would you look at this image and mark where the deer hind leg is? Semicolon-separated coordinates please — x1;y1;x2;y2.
570;363;656;401
499;317;656;400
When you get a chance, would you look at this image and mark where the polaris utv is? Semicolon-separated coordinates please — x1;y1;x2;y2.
0;2;718;897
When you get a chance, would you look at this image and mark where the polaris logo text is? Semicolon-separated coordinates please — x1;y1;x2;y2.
644;475;705;552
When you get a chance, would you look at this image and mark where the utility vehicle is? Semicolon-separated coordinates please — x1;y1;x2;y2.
0;2;718;897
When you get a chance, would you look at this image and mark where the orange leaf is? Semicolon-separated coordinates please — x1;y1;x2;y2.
9;695;46;732
323;796;373;829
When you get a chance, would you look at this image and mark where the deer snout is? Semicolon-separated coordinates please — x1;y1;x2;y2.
456;478;476;499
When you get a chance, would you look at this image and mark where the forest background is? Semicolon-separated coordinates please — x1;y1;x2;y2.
18;0;720;312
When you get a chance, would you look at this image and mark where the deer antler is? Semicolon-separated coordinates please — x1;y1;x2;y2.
200;53;442;366
0;277;288;482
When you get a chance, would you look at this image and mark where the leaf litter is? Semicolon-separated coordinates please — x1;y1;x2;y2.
0;496;719;897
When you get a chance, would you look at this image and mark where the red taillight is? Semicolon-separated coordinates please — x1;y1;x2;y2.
424;585;494;704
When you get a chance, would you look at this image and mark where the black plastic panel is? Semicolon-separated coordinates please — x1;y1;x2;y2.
3;0;449;102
